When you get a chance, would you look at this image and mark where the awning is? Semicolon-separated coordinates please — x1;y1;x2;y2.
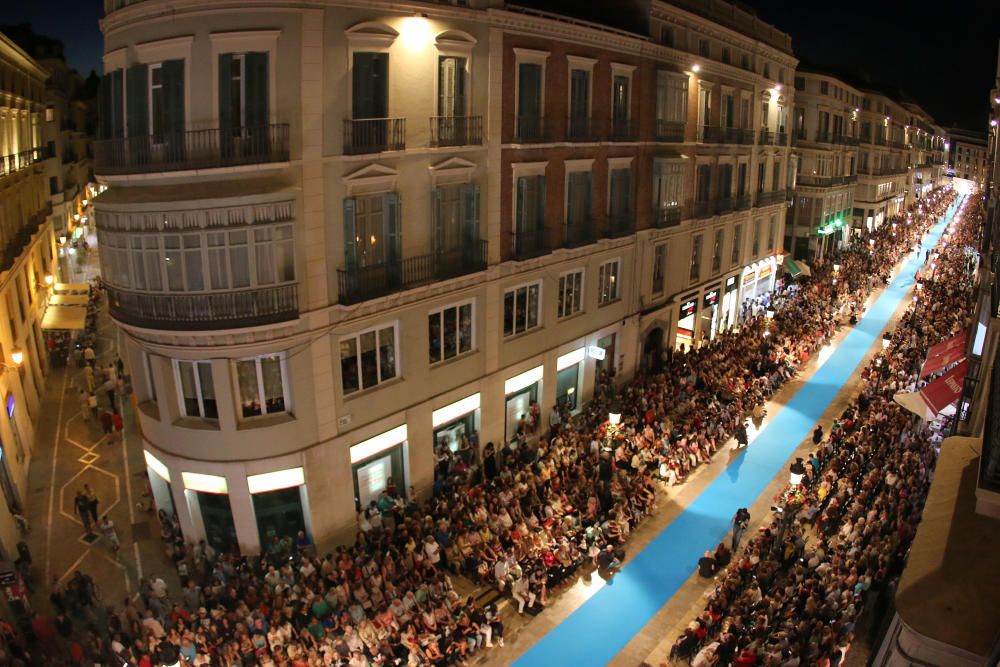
894;359;969;420
797;261;813;277
50;294;89;307
783;257;802;277
41;305;87;331
920;331;967;378
54;282;90;295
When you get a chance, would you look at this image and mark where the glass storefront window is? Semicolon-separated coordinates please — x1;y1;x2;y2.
196;491;238;553
253;486;306;552
556;364;580;412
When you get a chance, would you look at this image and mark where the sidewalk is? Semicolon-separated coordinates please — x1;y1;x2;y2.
23;251;180;614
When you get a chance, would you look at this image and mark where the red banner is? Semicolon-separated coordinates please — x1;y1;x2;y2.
920;331;967;378
919;359;968;415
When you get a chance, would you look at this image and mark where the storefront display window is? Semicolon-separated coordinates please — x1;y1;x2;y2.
675;296;698;350
350;427;408;512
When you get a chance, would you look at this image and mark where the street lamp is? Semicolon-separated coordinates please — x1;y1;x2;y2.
10;348;23;366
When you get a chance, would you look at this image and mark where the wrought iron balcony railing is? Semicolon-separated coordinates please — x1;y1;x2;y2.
344;118;405;155
107;283;299;330
429;116;482;147
511;227;550;260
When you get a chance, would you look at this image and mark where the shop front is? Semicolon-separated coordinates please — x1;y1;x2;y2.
674;295;698;350
248;467;309;550
555;348;585;413
505;366;543;442
738;255;779;317
719;275;739;333
594;334;616;378
432;394;481;454
182;472;239;554
699;286;721;343
350;425;408;511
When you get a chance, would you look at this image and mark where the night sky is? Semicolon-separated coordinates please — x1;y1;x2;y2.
2;0;997;131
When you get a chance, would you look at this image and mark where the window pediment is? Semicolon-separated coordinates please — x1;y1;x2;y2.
344;163;399;196
429;157;476;186
346;22;398;49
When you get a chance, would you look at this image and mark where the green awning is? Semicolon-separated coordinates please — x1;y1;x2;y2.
783;257;802;277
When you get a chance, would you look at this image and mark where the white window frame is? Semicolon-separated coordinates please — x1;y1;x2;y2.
148;62;163;138
209;31;279;128
566;56;596;120
610;62;636;123
557;269;585;319
428;299;476;365
503;280;542;338
234;352;291;419
172;360;216;420
598;258;621;306
655;70;688;124
513;48;550;129
653;158;686;209
340;322;400;396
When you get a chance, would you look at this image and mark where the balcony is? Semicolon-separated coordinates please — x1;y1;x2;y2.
776;132;788;146
515;116;548;143
833;133;860;146
814;131;832;144
652;205;682;228
567;116;598;142
792;131;807;146
429;116;482;147
755;189;788;207
344;118;405;155
860;134;887;147
1;146;50;178
758;129;778;145
656;120;685;142
564;221;595;248
796;174;859;187
721;127;755;144
698;125;724;143
734;193;753;210
890;140;909;150
94;125;290;175
692;200;713;219
1;202;51;274
609;118;637;142
337;241;488;305
607;213;634;238
511;227;550;260
106;283;299;330
858;165;908;176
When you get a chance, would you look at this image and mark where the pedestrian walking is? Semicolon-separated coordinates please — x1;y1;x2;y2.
87;392;99;419
733;421;749;450
83;345;96;368
83;484;99;523
99;516;121;558
731;507;750;551
74;491;94;537
102;377;117;413
100;410;114;439
82;364;94;392
112;411;124;444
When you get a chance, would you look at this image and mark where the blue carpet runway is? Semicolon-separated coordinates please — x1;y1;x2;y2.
513;200;961;667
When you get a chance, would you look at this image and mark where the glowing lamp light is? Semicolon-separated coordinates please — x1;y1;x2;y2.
691;63;701;73
399;16;432;49
10;348;24;366
992;119;998;128
44;274;54;285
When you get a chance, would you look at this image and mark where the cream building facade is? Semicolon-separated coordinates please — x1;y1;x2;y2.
0;32;59;558
96;0;793;554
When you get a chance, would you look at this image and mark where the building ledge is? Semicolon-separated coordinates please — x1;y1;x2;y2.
895;435;1000;658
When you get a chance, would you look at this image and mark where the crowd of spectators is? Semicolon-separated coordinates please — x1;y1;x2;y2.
2;190;964;667
670;191;976;666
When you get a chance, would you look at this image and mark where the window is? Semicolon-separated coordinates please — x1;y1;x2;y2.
568;68;591;128
652;244;666;294
219;52;268;134
772;161;781;192
722;92;734;128
699;39;710;57
175;360;217;419
608;167;633;221
598;260;620;305
341;324;398;395
752;219;761;256
344;193;400;270
236;354;288;418
767;216;777;251
611;69;631;131
503;282;541;337
558;270;584;318
655;71;688;134
711;228;723;273
150;63;163;137
659;26;674;47
737;163;748;197
732;223;743;265
794;76;804;91
741;54;750;70
757;162;766;194
429;301;474;364
721;47;730;65
820;80;828;95
352;52;388;120
45;106;54;122
515;175;545;233
690;235;702;282
763;63;771;79
438;56;467;118
653;159;685;210
516;59;544;139
718;163;733;200
761;100;769;128
696;164;712;202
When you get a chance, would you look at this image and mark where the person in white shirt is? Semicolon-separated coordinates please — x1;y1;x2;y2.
511;569;536;614
423;535;441;568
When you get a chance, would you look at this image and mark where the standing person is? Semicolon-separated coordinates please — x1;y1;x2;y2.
731;507;750;551
115;355;125;380
99;516;121;559
78;390;91;422
75;491;94;537
83;484;100;524
82;364;95;392
100;410;114;440
812;424;824;445
83;345;96;368
111;411;124;445
548;405;561;437
87;392;99;420
102;376;117;413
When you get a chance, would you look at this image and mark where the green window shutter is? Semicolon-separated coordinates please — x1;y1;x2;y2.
99;74;112;139
218;54;233;132
161;59;185;135
461;183;480;245
126;63;148;137
343;198;357;271
515;177;526;233
385;192;401;263
536;175;546;230
245;52;269;128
